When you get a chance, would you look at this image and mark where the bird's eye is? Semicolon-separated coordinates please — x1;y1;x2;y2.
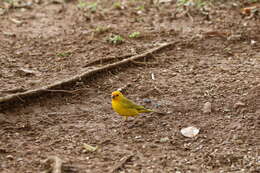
116;94;119;97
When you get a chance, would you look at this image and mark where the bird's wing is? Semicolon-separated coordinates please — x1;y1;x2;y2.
120;97;145;110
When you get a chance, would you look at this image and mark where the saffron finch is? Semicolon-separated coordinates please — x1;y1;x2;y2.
111;90;153;121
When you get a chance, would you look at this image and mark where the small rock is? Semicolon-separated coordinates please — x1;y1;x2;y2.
143;98;151;103
234;101;245;109
202;102;212;113
154;103;161;108
6;155;14;160
135;136;142;139
181;126;200;138
17;158;23;162
159;137;169;143
251;40;257;45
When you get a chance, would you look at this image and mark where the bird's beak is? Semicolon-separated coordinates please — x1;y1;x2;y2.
111;95;116;99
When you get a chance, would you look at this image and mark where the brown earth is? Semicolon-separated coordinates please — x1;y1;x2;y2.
0;0;259;172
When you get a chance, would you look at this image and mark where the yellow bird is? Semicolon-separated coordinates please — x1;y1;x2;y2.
111;90;153;121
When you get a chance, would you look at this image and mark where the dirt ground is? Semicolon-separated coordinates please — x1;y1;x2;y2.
0;0;259;172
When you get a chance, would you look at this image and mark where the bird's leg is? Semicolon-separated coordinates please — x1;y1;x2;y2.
124;116;128;122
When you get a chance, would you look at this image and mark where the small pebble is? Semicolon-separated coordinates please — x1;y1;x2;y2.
17;158;23;162
143;98;152;103
6;155;14;160
160;137;169;143
202;102;212;113
155;103;161;108
181;126;200;138
135;135;141;139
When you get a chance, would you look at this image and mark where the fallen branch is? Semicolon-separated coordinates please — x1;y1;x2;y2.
109;154;133;173
0;41;178;110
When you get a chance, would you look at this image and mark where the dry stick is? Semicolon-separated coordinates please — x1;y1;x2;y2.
109;154;133;173
0;41;178;107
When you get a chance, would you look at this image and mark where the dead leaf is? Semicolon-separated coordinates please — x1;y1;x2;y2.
160;137;169;143
83;143;98;152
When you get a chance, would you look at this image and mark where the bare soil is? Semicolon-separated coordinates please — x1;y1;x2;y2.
0;0;259;172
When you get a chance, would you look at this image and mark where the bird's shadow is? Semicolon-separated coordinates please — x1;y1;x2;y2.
123;113;162;129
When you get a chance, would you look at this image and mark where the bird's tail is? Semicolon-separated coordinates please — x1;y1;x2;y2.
138;108;153;113
138;108;169;115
